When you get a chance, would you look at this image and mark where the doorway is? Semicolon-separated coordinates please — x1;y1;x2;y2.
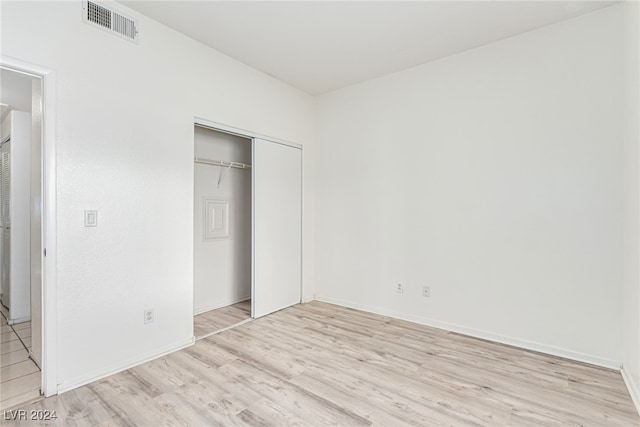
193;121;303;339
0;67;43;410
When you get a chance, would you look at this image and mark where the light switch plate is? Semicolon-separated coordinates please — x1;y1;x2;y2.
84;210;98;227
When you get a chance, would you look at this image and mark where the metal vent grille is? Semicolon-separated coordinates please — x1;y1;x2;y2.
83;1;138;43
112;12;136;40
87;1;111;29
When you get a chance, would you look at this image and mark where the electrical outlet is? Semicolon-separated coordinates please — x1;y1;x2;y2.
396;283;404;293
144;308;154;324
423;286;431;297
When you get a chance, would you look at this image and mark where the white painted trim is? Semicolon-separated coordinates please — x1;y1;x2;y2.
194;117;302;149
315;295;622;370
7;316;31;325
621;366;640;416
193;296;250;316
0;55;57;397
299;145;304;305
57;337;194;394
251;138;256;319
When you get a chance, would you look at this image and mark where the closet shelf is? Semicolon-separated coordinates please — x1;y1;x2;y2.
195;157;251;169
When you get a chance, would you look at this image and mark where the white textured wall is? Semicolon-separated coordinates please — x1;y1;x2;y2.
316;6;624;367
622;0;640;413
193;127;251;314
1;1;314;391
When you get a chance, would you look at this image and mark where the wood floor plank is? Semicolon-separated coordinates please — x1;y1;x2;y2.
1;359;39;383
221;358;372;426
0;371;40;407
152;390;247;427
0;339;27;355
0;349;30;368
15;329;31;340
5;301;639;426
195;300;252;338
237;398;310;427
226;319;504;425
93;415;131;427
0;388;41;413
29;386;115;426
1;330;21;344
183;336;238;369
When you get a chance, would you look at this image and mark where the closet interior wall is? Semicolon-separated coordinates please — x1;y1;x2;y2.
193;126;252;315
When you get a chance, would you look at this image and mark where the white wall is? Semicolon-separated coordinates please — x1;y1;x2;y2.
194;127;251;314
1;1;315;391
622;0;640;413
316;6;624;367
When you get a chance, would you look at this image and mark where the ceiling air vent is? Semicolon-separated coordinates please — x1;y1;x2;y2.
82;1;138;44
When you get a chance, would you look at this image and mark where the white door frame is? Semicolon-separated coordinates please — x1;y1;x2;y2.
1;55;58;397
193;117;304;318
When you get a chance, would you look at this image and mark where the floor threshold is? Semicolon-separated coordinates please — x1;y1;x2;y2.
195;317;253;341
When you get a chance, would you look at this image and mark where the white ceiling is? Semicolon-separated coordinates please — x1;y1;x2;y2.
120;1;617;95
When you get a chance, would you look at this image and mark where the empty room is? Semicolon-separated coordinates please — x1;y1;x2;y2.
1;0;639;425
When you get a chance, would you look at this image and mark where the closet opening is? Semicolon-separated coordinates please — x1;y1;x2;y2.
193;125;252;339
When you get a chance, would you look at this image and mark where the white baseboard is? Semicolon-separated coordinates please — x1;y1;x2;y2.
57;337;195;394
315;295;622;371
194;296;250;315
7;315;31;325
621;365;640;416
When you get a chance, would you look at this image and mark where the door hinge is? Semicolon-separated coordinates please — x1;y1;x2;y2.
44;248;47;257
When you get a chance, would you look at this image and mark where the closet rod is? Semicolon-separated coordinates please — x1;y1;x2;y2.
194;157;252;169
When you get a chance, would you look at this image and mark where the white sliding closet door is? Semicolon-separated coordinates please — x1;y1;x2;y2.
252;138;301;318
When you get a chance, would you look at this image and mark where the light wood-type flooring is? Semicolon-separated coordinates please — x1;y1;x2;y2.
194;299;252;339
8;301;640;426
0;311;41;411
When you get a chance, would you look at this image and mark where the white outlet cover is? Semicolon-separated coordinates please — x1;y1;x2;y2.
144;308;154;324
84;210;98;227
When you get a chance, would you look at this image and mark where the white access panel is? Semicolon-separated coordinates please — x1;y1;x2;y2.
252;138;302;318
